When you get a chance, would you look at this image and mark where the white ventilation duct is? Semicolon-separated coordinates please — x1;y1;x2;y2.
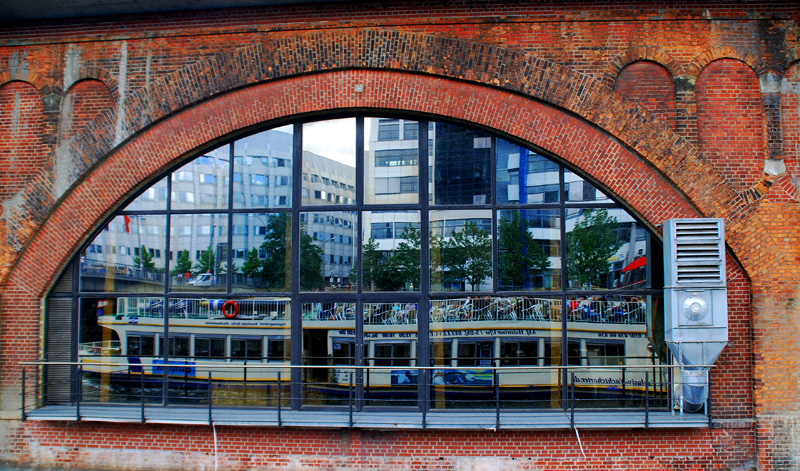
663;218;728;411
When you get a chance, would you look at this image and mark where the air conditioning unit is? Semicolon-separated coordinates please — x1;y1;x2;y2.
663;218;727;411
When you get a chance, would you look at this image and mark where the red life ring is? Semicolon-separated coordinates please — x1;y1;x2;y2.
222;300;239;319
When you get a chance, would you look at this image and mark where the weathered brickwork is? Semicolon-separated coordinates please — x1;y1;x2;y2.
613;61;677;131
0;420;758;471
696;59;765;192
0;1;797;469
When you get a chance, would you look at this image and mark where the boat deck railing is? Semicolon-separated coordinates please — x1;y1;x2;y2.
113;297;646;326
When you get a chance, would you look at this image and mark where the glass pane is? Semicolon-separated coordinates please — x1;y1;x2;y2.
567;294;667;409
169;214;228;292
302;119;356;207
300;211;357;291
564;169;612;203
430;122;491;205
364;117;419;205
231;213;291;292
80;215;167;293
302;301;357;406
429;296;563;409
233;126;294;209
430;210;492;292
78;297;164;404
364;302;418;407
362;211;421;292
496;139;559;204
497;209;561;291
566;208;648;290
171;145;230;210
124;176;168;211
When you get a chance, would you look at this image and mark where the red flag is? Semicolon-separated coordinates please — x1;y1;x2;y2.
124;215;131;233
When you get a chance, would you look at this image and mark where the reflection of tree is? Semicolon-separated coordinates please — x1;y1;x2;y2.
241;247;262;279
171;250;192;275
193;245;224;275
443;221;491;291
389;225;421;290
566;209;623;288
359;238;381;290
251;213;323;291
498;212;551;289
133;245;156;270
359;226;421;291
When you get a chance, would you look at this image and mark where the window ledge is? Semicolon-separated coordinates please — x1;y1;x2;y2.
24;404;708;430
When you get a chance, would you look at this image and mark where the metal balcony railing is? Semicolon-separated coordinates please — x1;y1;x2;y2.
20;361;711;430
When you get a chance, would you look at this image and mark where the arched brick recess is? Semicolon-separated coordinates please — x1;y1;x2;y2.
0;33;784;418
781;61;800;180
0;81;47;201
603;46;684;89
63;67;120;102
0;70;756;420
613;61;677;131
59;79;115;143
697;59;765;192
687;46;769;80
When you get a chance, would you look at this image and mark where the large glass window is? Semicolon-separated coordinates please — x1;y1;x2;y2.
56;116;666;416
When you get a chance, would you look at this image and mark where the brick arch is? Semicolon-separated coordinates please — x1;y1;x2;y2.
59;78;116;144
687;46;769;80
4;68;780;303
0;30;782;294
63;66;120;102
602;46;684;88
0;71;52;96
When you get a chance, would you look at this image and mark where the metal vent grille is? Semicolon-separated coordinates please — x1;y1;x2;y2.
664;219;725;287
50;261;74;294
44;298;72;404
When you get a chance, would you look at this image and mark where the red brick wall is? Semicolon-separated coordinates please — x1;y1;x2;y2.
59;79;115;144
0;421;756;470
0;2;797;469
613;61;677;131
0;81;47;201
782;62;800;178
696;59;765;192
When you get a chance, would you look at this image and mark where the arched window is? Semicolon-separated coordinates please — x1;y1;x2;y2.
46;116;667;420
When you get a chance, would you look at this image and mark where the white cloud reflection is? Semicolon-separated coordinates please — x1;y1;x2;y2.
303;118;356;167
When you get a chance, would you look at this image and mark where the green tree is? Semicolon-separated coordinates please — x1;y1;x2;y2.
498;211;551;290
358;238;382;290
390;225;421;290
259;214;292;290
256;213;324;291
565;209;623;288
193;245;224;275
133;245;156;270
442;221;492;291
171;249;192;275
241;247;262;279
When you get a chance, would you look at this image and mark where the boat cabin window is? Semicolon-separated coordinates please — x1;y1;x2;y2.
195;337;226;359
231;338;262;360
127;334;155;357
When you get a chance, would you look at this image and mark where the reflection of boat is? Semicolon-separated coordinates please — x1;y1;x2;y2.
80;297;291;383
79;296;666;406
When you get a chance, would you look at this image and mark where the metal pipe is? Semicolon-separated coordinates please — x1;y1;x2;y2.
208;372;212;426
20;367;26;422
277;372;282;427
76;365;82;422
569;371;575;430
644;371;649;429
348;372;354;428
